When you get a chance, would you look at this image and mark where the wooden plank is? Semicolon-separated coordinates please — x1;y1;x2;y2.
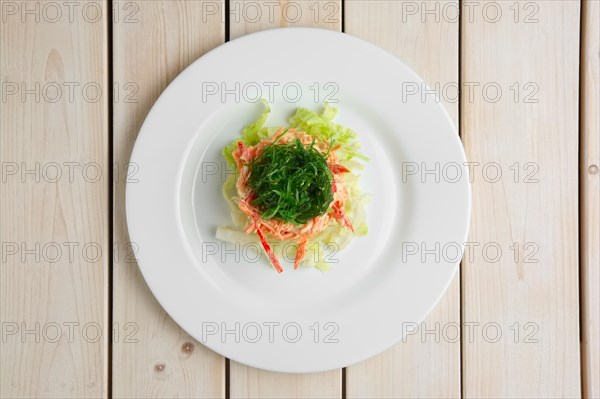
0;0;109;397
581;0;600;397
111;1;225;397
344;1;460;398
461;1;581;397
228;1;342;398
230;0;340;39
230;369;341;399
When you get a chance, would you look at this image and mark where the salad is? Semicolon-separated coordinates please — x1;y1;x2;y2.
218;101;369;272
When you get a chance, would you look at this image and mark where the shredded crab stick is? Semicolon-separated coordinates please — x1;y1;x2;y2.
232;128;354;272
256;228;283;273
294;240;308;270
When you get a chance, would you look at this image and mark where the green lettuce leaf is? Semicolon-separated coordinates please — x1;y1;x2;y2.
223;99;271;167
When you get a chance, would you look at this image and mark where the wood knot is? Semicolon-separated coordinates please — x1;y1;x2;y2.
181;341;195;354
154;363;166;372
589;164;598;175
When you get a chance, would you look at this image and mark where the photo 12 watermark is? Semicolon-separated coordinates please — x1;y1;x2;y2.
395;1;540;24
400;81;540;104
1;1;141;24
201;240;340;265
402;321;540;344
0;161;140;184
401;161;540;184
199;321;340;344
200;81;339;104
200;1;340;24
401;241;540;264
0;80;139;104
0;241;141;265
1;321;139;344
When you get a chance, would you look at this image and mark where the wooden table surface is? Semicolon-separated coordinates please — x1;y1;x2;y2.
1;1;598;398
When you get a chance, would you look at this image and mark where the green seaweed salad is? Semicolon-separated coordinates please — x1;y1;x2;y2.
217;101;370;271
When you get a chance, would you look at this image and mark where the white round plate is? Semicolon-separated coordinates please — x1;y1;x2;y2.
127;28;471;373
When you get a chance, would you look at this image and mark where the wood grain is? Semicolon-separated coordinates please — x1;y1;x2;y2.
230;0;340;39
461;1;581;397
1;0;592;396
111;1;225;397
0;1;109;397
581;0;600;398
344;1;460;397
228;1;342;398
230;368;341;399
